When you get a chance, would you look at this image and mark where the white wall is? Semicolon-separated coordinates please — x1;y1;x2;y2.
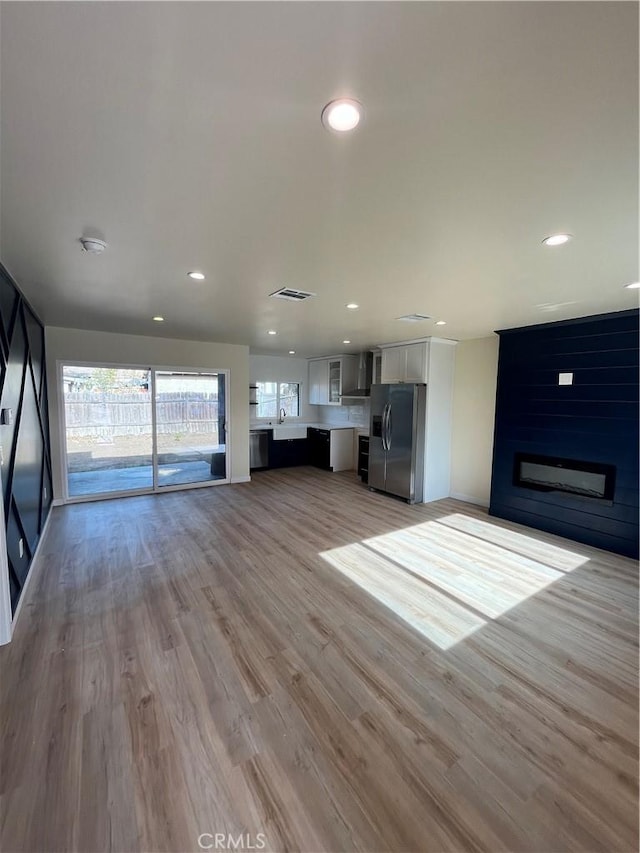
450;335;499;506
424;340;457;502
250;354;317;423
46;327;250;499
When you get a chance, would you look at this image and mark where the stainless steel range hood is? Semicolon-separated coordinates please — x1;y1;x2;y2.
341;351;373;399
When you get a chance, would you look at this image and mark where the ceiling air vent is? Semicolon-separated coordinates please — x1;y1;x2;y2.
269;287;317;302
396;313;431;322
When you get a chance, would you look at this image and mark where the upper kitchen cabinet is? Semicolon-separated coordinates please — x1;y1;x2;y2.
372;351;383;385
380;341;429;383
308;355;358;405
308;359;328;405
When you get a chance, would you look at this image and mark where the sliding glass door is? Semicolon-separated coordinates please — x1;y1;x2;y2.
63;366;153;497
62;364;227;500
155;371;225;487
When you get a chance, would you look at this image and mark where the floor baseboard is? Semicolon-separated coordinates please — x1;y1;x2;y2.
449;491;489;508
8;508;54;641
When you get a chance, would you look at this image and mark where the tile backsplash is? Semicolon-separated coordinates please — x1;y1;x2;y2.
316;401;370;427
251;401;370;428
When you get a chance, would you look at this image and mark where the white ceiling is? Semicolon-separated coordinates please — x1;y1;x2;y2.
1;2;637;357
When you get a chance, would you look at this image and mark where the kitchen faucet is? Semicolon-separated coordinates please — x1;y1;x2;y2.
278;407;287;424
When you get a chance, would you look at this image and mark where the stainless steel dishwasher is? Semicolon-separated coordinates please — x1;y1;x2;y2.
249;430;269;469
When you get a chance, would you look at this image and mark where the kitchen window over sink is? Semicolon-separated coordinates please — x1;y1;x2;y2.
256;382;300;418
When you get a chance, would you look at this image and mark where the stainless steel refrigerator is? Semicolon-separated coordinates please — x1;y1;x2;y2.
369;383;426;503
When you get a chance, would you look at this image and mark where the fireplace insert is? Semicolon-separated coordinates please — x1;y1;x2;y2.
513;452;615;501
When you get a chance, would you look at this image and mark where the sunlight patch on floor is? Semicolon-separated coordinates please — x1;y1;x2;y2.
321;542;486;649
437;513;589;572
320;515;589;650
364;521;565;620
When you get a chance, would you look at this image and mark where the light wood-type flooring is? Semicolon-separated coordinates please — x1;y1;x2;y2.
1;467;638;852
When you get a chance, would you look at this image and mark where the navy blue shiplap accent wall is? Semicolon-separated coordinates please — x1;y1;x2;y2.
490;309;639;558
0;264;53;612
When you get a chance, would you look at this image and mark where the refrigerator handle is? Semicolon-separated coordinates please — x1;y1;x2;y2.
382;403;390;451
386;403;392;450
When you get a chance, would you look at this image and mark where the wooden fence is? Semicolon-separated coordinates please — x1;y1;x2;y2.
64;392;219;438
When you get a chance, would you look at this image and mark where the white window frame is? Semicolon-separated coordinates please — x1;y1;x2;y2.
254;379;301;420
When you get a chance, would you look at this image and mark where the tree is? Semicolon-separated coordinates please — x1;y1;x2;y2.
93;368;118;392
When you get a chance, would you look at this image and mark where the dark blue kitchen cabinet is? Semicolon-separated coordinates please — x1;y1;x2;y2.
307;428;331;470
267;433;309;468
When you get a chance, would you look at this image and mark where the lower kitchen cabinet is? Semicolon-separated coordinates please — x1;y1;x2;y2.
308;428;331;470
308;427;354;472
267;434;309;469
357;435;369;483
256;427;354;472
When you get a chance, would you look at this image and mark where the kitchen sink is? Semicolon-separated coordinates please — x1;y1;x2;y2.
272;425;308;440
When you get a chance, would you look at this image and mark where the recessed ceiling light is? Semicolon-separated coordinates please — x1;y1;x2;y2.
321;99;362;133
343;340;351;344
288;350;296;355
435;320;447;326
542;234;572;246
267;330;277;335
346;303;359;310
153;316;164;322
188;271;205;280
624;281;640;289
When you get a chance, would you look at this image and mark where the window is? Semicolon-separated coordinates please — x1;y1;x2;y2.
256;381;300;418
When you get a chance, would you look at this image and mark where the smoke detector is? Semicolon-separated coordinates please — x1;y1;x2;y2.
80;237;107;254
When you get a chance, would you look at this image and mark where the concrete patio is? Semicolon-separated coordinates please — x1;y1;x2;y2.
68;456;226;496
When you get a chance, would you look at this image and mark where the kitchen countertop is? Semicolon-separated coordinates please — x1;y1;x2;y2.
250;422;356;432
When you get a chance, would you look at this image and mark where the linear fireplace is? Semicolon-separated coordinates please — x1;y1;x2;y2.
513;452;616;502
491;310;637;558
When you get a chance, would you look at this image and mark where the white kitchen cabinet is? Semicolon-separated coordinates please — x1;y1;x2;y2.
328;359;342;404
308;356;358;405
404;342;428;382
372;351;382;384
308;359;328;405
380;341;428;383
380;346;406;384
